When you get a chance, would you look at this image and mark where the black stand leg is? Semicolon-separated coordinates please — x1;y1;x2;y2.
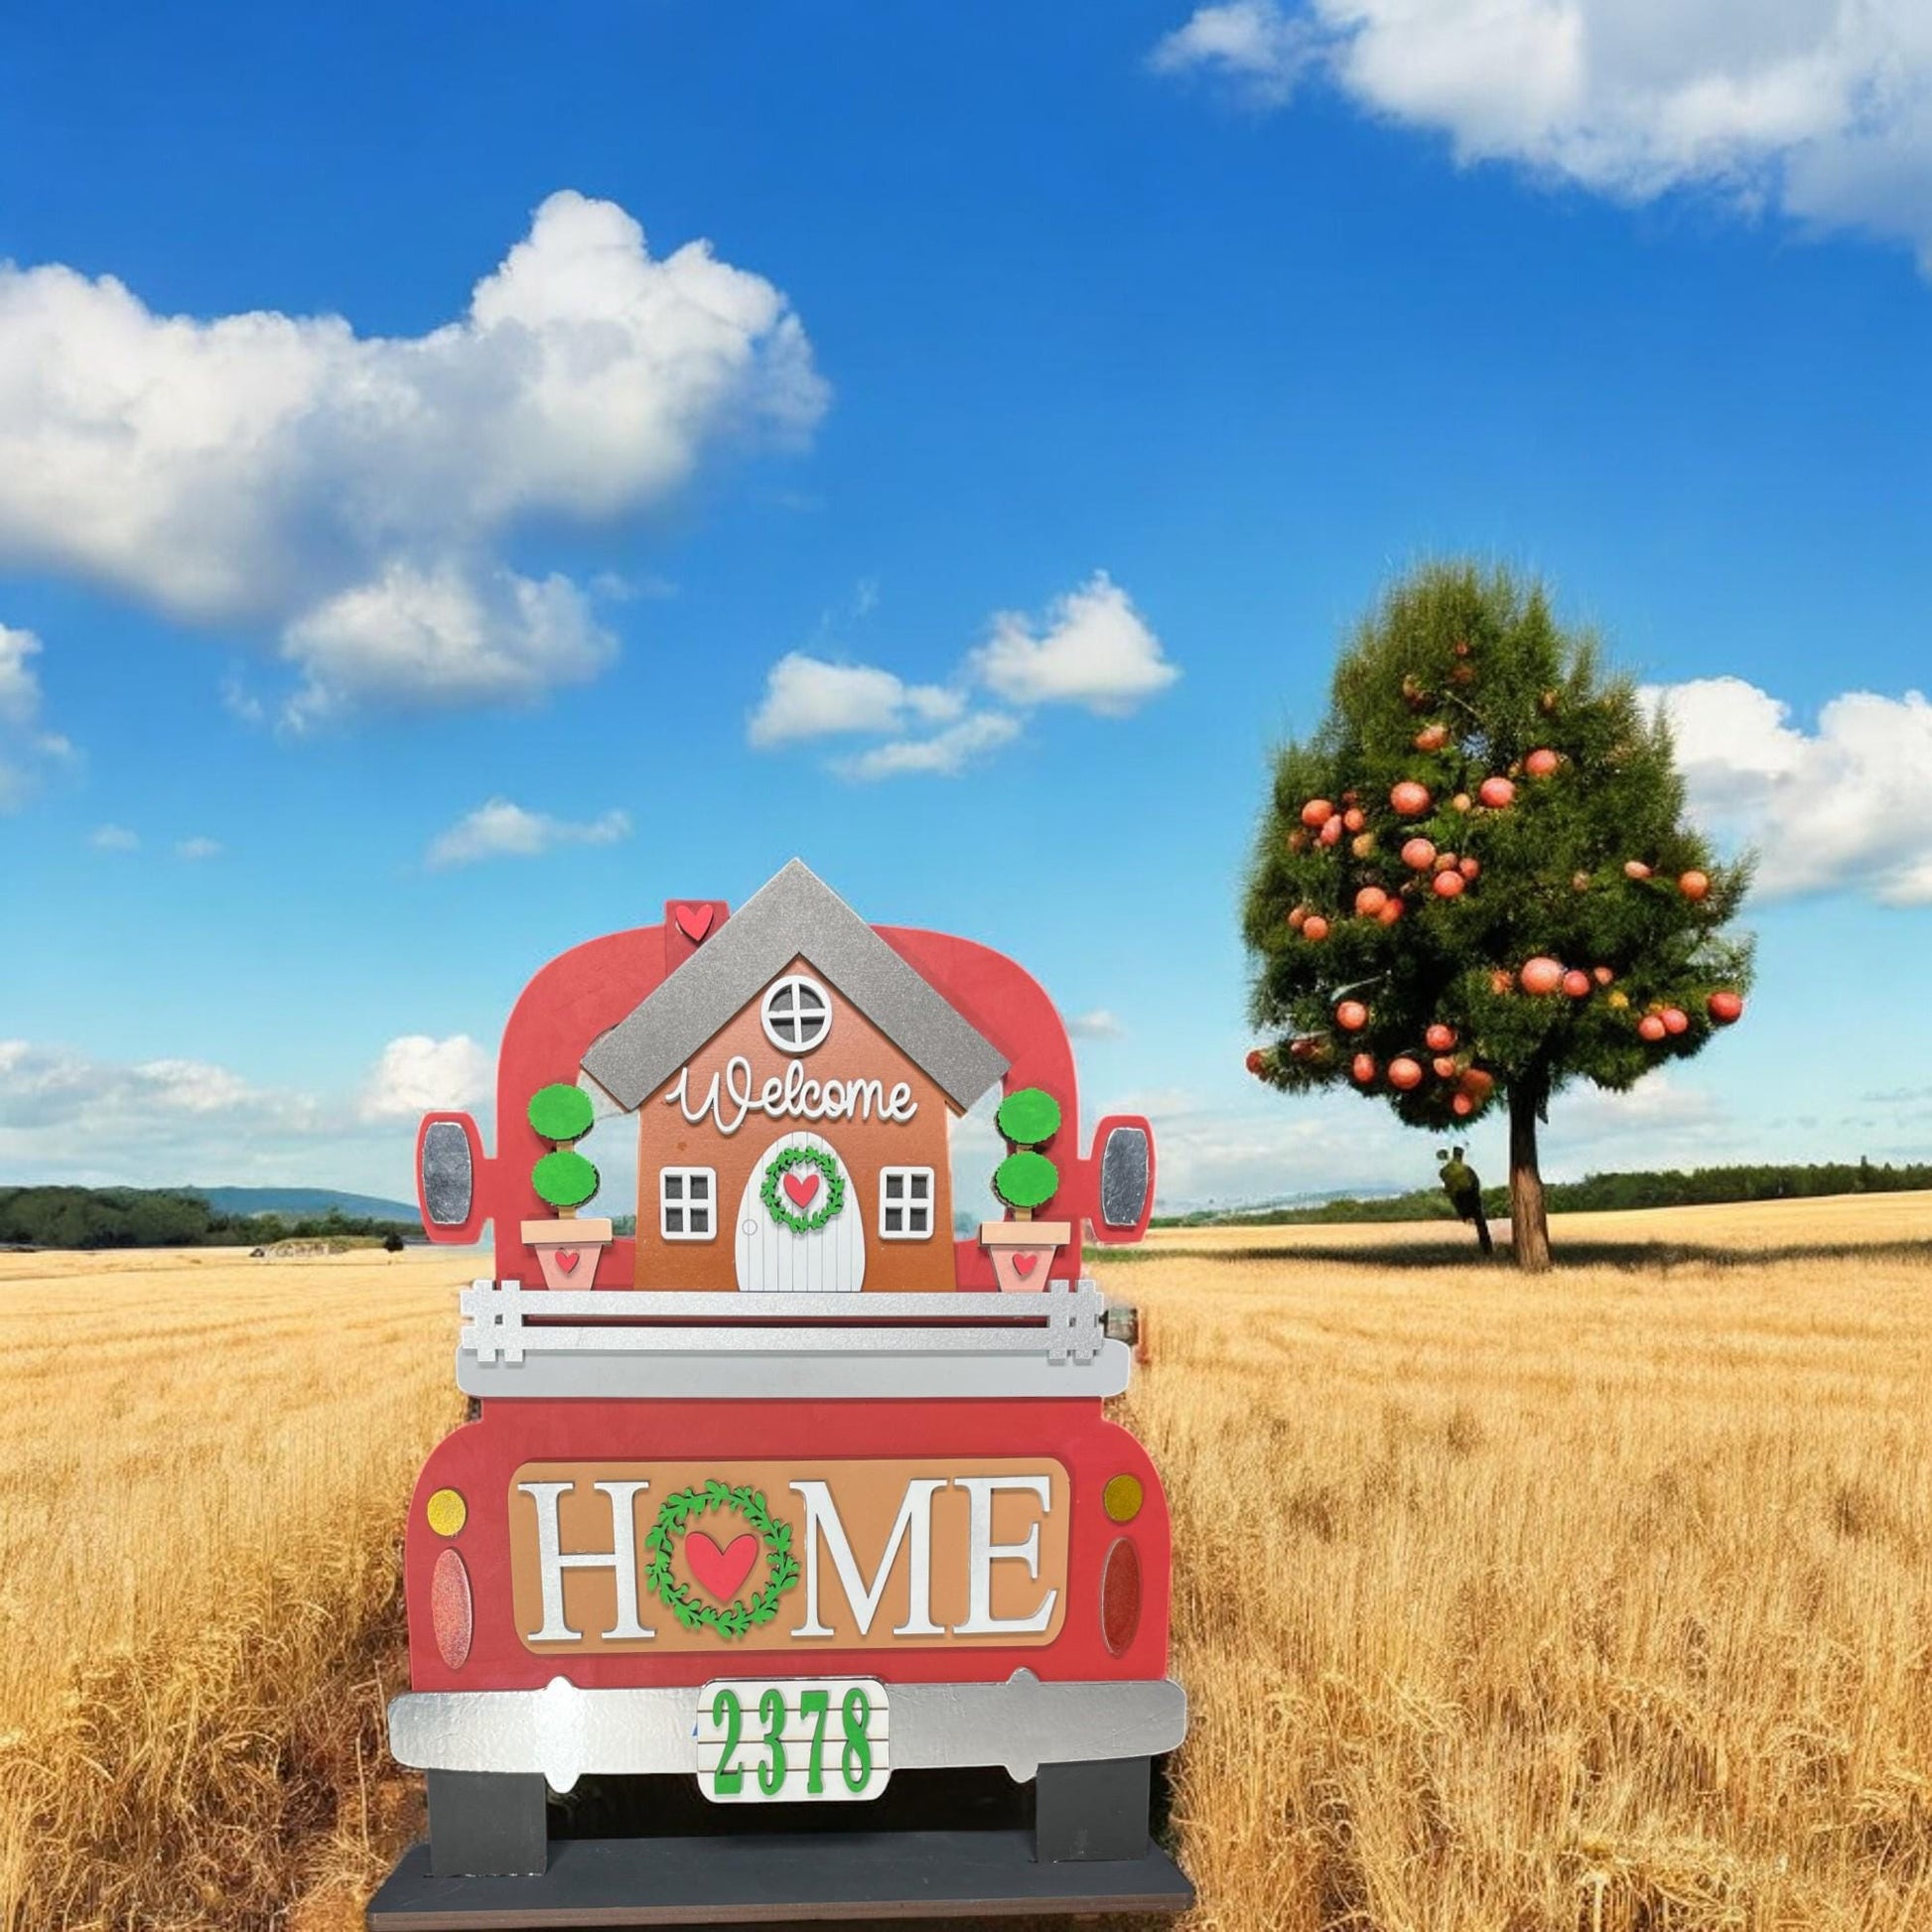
1034;1756;1152;1863
427;1769;549;1876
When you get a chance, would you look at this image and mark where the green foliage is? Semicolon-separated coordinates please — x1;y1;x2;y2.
0;1186;418;1250
1242;562;1753;1132
532;1148;600;1211
994;1148;1059;1210
528;1082;595;1145
996;1087;1062;1148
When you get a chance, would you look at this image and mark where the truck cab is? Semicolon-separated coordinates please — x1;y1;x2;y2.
372;859;1190;1922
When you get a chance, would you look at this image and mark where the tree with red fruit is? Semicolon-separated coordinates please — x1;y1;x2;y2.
1242;562;1753;1270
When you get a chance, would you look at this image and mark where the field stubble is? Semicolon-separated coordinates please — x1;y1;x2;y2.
1;1195;1928;1928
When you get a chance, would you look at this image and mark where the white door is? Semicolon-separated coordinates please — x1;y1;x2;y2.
734;1130;867;1294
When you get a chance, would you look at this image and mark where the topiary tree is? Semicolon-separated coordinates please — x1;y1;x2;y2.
1241;562;1753;1270
993;1087;1062;1219
528;1081;599;1218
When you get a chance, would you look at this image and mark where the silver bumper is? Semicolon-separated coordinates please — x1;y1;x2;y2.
388;1671;1185;1793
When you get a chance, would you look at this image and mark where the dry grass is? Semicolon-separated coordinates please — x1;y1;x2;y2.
3;1197;1929;1929
0;1248;462;1930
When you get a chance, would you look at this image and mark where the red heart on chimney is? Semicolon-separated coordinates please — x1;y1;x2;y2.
686;1531;760;1602
554;1249;580;1275
783;1170;820;1208
674;903;714;943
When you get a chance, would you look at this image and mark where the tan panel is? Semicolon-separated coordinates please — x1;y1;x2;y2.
633;958;958;1291
508;1456;1068;1655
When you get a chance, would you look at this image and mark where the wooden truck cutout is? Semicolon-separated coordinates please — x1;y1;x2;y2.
368;860;1191;1924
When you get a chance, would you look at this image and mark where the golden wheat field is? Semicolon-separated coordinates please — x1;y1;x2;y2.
3;1195;1929;1930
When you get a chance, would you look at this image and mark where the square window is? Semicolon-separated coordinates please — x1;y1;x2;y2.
878;1167;934;1241
661;1168;717;1241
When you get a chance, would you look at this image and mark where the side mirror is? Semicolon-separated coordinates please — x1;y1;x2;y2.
417;1113;486;1244
1087;1115;1155;1244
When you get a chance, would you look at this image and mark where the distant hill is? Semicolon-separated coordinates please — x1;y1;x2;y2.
189;1185;419;1223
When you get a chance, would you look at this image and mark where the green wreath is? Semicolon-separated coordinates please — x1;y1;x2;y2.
641;1482;800;1640
760;1145;846;1234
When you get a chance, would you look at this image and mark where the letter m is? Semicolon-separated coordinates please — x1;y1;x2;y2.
789;1478;945;1638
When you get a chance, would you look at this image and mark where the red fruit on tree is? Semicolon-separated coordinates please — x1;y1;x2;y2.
1460;1068;1495;1100
1433;849;1458;872
1525;748;1560;777
1477;775;1516;808
1432;869;1465;898
1336;1000;1369;1032
1708;990;1744;1025
1402;837;1438;871
1388;1056;1423;1091
1343;806;1366;832
1425;1023;1455;1051
1391;780;1433;816
1679;870;1711;901
1489;969;1513;994
1637;1014;1668;1041
1379;897;1405;925
1451;1092;1474;1117
1592;965;1614;985
1302;914;1329;941
1355;887;1388;917
1289;904;1309;929
1624;860;1652;880
1519;956;1565;996
1245;1049;1265;1075
1562;969;1591;999
1458;856;1480;880
1414;724;1449;753
1450;792;1471;813
1289;1035;1316;1060
1301;798;1334;828
1661;1007;1689;1035
1351;1052;1377;1085
1433;1055;1457;1079
1318;816;1343;847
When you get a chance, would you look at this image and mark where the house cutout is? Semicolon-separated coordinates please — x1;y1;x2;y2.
582;860;1011;1292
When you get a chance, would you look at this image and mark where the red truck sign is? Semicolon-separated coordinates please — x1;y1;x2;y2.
370;859;1190;1924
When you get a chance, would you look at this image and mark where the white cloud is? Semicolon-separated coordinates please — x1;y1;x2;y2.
1067;1009;1128;1040
750;572;1177;779
425;796;632;869
357;1034;493;1122
175;836;222;861
1646;675;1932;903
1151;1;1932;268
971;573;1179;716
0;623;74;809
832;711;1024;780
0;190;826;721
1149;0;1320;105
89;823;139;852
747;652;963;747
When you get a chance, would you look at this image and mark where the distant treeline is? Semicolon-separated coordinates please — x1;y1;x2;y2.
0;1186;420;1251
1156;1160;1932;1229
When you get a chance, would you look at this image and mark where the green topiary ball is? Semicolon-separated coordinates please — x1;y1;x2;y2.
993;1149;1059;1211
533;1148;600;1211
528;1082;595;1145
995;1087;1061;1149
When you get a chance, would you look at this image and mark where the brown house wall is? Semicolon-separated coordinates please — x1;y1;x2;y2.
632;962;958;1292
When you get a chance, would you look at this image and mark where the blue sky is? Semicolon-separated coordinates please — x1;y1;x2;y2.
2;1;1930;1208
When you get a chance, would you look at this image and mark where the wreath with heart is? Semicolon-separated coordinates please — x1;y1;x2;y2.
641;1481;800;1639
761;1145;846;1234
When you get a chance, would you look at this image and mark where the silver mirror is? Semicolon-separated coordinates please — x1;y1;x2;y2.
1098;1125;1151;1228
421;1120;475;1227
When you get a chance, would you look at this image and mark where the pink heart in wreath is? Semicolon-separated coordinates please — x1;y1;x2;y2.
686;1530;760;1602
783;1169;820;1209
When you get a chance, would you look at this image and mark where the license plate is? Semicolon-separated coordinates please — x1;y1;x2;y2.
695;1676;891;1803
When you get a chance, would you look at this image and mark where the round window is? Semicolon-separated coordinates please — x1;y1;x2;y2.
759;975;833;1055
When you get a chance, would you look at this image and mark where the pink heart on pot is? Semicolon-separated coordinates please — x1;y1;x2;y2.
554;1250;580;1275
1011;1252;1038;1280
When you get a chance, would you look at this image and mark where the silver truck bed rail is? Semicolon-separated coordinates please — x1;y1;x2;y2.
457;1281;1129;1401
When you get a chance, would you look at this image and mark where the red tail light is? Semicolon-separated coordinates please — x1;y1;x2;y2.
1100;1536;1141;1656
431;1548;474;1669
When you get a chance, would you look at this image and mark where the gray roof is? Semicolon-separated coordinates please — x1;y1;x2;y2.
581;859;1010;1113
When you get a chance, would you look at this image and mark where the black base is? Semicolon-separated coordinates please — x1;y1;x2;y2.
366;1828;1193;1925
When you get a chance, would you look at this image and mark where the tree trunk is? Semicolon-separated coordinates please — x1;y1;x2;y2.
1508;1074;1552;1271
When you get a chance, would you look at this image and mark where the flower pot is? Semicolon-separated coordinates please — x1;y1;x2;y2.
521;1217;613;1290
978;1219;1072;1292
